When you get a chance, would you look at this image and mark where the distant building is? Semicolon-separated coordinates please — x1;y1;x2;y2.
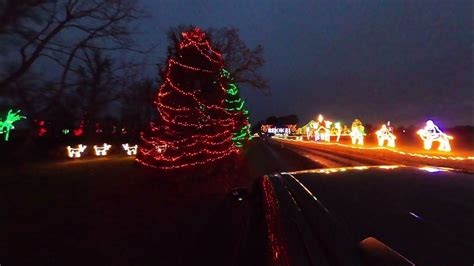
261;124;297;136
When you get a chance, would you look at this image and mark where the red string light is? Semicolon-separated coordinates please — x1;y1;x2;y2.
262;176;291;265
137;27;239;170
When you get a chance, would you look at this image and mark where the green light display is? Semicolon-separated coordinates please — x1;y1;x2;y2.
222;69;252;149
221;69;231;79
0;109;26;141
227;84;238;95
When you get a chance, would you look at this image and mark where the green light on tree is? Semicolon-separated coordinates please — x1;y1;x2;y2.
221;69;252;149
221;69;231;79
0;109;26;141
227;84;238;96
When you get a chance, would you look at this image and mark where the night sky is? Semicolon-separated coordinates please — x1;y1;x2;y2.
138;0;472;127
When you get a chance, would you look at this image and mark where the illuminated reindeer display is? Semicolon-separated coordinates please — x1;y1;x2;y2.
67;144;87;158
417;120;453;152
122;144;138;155
93;143;112;156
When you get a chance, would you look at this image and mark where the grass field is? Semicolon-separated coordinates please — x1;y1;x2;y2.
2;139;319;266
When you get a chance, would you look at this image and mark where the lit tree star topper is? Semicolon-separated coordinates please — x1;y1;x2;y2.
0;109;26;141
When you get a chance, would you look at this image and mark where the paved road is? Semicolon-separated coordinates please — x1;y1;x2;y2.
265;138;473;264
280;167;474;265
273;138;474;171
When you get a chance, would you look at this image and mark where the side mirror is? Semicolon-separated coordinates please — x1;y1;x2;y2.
359;237;415;266
230;187;248;202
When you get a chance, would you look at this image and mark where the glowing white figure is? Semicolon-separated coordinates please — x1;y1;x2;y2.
323;120;332;141
94;143;112;156
122;143;138;155
314;114;331;142
311;122;319;141
376;124;396;147
350;119;364;145
417;120;453;152
305;126;311;140
67;144;87;158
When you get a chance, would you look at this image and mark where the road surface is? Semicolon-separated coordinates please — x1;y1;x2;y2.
272;137;474;171
264;137;473;265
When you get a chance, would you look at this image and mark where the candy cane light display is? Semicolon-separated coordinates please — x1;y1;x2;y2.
67;144;87;158
417;120;453;152
94;143;112;156
122;144;138;156
376;123;396;147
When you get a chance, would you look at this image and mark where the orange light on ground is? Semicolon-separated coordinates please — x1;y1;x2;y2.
273;136;473;161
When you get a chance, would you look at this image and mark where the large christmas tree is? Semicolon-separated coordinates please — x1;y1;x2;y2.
137;28;239;170
222;69;252;148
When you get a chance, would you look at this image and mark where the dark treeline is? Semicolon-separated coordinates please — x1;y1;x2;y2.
0;2;267;160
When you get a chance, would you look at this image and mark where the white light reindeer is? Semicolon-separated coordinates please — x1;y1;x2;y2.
67;144;87;158
122;143;138;155
93;143;112;156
